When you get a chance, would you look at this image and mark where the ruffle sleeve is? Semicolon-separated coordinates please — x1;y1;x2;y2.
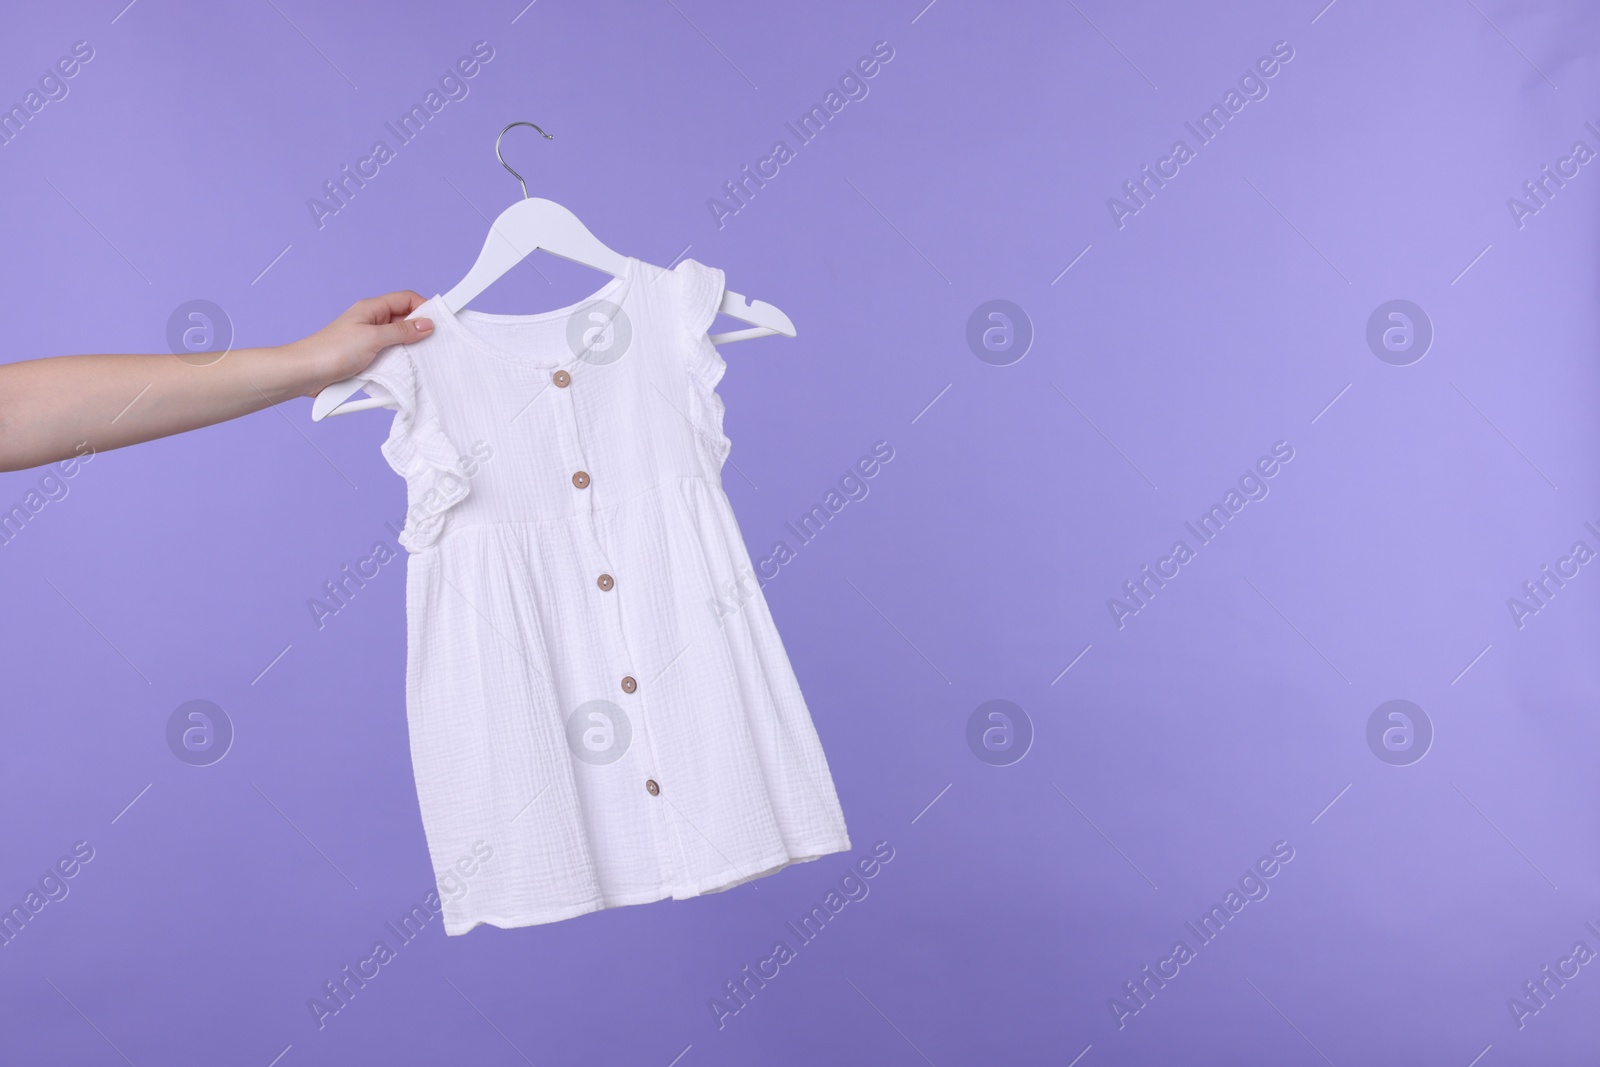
674;259;732;469
360;335;472;553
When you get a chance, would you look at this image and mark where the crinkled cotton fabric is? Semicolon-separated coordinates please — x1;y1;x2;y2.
360;257;851;934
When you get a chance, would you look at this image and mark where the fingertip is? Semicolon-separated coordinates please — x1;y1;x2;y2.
412;317;434;334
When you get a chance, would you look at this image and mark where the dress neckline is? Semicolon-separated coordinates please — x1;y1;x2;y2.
430;256;638;370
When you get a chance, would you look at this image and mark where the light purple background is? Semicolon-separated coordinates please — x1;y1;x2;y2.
3;1;1599;1063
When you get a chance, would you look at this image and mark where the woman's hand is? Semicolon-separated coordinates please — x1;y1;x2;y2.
282;291;435;398
0;292;436;473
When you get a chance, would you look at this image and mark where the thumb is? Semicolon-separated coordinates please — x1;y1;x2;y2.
377;316;434;348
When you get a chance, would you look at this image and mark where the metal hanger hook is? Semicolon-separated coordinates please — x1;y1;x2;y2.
495;121;553;199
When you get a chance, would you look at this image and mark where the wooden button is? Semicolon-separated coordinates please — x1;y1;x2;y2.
645;779;660;796
620;676;637;694
552;369;571;388
597;574;614;591
571;471;590;489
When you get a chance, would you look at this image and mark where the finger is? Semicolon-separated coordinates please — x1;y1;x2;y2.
352;290;429;324
374;315;435;348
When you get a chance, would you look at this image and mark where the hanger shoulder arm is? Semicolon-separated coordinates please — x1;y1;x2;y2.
719;288;796;338
709;326;781;345
312;377;398;420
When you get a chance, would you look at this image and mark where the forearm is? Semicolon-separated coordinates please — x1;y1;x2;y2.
0;291;432;473
0;344;320;473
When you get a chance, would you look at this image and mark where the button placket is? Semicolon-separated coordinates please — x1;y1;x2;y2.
603;592;658;810
557;365;679;884
555;365;594;512
617;638;677;883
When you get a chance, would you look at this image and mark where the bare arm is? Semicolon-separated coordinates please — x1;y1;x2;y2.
0;291;434;473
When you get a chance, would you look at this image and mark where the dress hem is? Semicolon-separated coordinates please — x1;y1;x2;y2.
440;834;852;936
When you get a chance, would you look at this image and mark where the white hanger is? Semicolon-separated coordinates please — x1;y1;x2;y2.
313;122;797;420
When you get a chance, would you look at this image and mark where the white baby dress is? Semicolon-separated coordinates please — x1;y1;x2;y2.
360;256;851;933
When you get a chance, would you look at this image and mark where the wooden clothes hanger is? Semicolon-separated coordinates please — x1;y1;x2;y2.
312;121;797;420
